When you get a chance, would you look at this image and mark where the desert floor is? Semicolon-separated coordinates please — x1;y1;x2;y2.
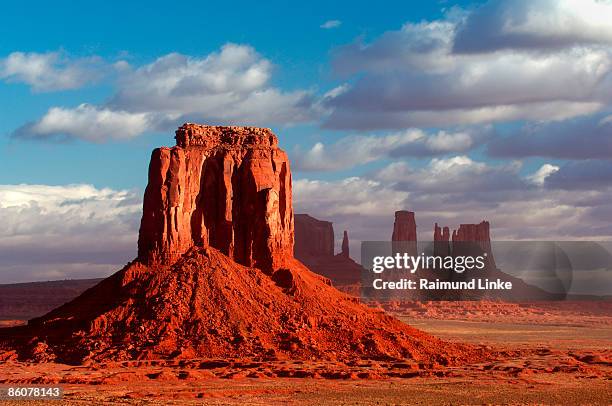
1;301;610;405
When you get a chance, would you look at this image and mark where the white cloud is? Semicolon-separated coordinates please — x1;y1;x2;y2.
0;184;141;283
487;112;612;159
0;51;106;92
326;101;604;129
326;3;612;129
293;128;485;171
528;164;560;186
110;43;315;126
14;44;317;141
332;20;458;76
294;177;409;217
454;0;612;53
374;155;526;194
294;156;612;245
321;20;342;29
14;104;155;142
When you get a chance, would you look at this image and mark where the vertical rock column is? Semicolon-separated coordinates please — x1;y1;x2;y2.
340;230;350;258
433;223;451;257
138;124;294;272
391;210;417;256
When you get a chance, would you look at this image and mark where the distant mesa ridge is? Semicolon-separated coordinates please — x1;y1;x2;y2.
294;214;334;258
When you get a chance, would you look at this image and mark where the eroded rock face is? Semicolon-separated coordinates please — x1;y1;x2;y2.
433;223;451;257
294;214;334;258
294;215;363;287
452;221;491;243
452;221;496;270
391;211;417;241
138;124;293;272
392;210;417;256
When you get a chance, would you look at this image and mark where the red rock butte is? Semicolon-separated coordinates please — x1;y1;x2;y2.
391;210;417;242
391;210;417;256
433;223;451;257
138;123;293;272
452;221;491;243
293;214;363;287
294;214;334;258
0;124;483;365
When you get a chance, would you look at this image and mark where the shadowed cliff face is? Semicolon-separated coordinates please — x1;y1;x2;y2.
434;223;451;257
138;124;294;272
392;210;417;257
294;214;334;258
341;231;350;258
391;211;417;242
452;221;496;270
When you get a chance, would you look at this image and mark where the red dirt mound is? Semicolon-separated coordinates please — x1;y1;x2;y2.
2;247;479;364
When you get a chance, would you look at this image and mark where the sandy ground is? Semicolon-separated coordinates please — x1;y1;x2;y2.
1;302;610;405
1;375;609;405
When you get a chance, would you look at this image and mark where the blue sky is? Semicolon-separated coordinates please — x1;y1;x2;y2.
1;0;612;283
0;0;475;188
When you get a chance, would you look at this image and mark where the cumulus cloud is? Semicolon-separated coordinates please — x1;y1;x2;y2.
333;49;610;111
293;128;488;171
15;44;317;141
325;2;612;129
294;177;410;252
0;51;107;92
0;184;141;283
109;44;315;125
295;177;409;217
488;113;612;159
321;20;341;29
454;0;612;53
545;160;612;190
527;164;560;186
295;155;612;247
14;104;156;142
327;101;604;130
374;155;526;194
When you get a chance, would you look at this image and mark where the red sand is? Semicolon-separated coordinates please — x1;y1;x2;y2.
0;247;486;365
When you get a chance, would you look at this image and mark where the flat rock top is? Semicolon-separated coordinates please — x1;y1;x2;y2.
175;123;278;149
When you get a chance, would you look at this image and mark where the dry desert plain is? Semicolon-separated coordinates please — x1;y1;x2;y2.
0;300;610;405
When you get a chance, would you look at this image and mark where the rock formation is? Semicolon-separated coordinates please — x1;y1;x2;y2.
452;221;496;270
0;124;480;365
391;210;417;256
391;211;417;242
294;215;363;288
437;220;556;300
433;223;451;257
138;124;293;272
294;214;334;258
452;221;491;245
341;230;350;258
